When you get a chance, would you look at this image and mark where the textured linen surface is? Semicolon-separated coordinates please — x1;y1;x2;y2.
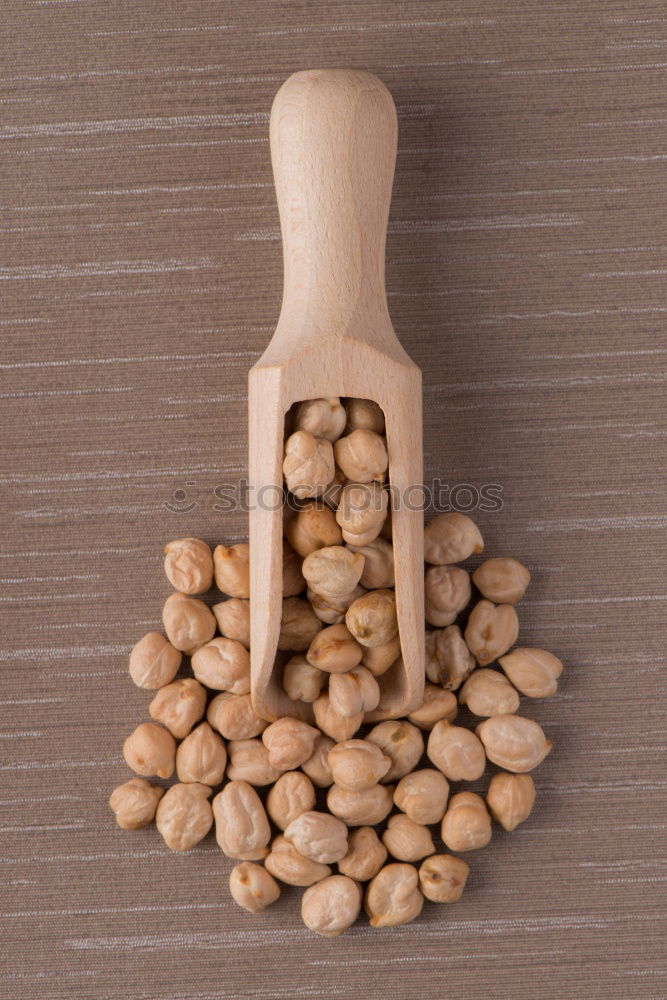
1;2;665;999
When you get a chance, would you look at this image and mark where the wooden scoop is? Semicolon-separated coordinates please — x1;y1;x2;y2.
249;69;424;722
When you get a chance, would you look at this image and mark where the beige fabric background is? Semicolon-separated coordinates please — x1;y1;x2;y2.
1;2;666;998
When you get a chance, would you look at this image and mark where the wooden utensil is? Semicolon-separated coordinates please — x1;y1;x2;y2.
249;68;424;722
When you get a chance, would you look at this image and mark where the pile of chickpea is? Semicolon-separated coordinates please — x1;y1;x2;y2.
109;397;562;936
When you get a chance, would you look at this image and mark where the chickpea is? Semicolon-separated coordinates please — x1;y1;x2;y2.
128;632;181;690
108;778;164;830
365;721;424;782
458;669;520;717
347;537;394;590
176;722;227;786
162;592;216;655
149;678;207;739
282;540;305;597
212;780;271;860
498;647;563;698
226;739;284;786
306;624;363;673
464;599;519;666
424;512;484;566
282;655;326;703
424;565;471;627
123;722;175;779
327;783;394;827
362;634;401;677
327;739;391;791
476;715;552;773
293;397;346;442
212;598;250;649
313;693;364;743
407;683;458;731
265;834;332;886
163;537;213;594
441;791;492;852
155;782;213;851
262;717;320;770
229;861;280;914
191;637;250;694
328;667;380;717
418;855;469;903
344;397;385;435
266;771;316;830
207;692;268;741
382;814;434;863
307;584;366;625
284;810;348;864
336;482;388;545
278;597;322;651
472;556;530;604
345;589;398;648
334;429;388;483
286;502;343;557
394;769;449;825
213;543;250;599
365;863;423;928
425;625;475;691
427;720;486;782
301;734;335;788
301;545;364;597
301;875;362;937
486;772;536;831
337;826;387;882
283;430;335;499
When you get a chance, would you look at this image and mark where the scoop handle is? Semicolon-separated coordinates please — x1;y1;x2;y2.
269;69;399;349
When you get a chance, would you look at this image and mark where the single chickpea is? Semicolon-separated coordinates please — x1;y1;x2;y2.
155;782;213;851
212;780;271;861
207;692;268;741
301;546;364;597
191;637;250;694
365;721;424;782
365;863;423;928
262;717;320;770
327;783;394;827
283;430;335;499
266;771;317;831
313;693;364;743
307;584;366;625
128;632;181;690
149;677;207;740
345;589;398;648
441;791;492;852
306;624;363;674
418;855;469;903
278;597;322;651
425;625;475;691
301;734;335;788
472;557;531;605
282;540;306;597
337;826;387;881
498;647;564;698
328;666;380;716
213;543;250;599
382;814;435;863
282;655;326;703
361;634;401;677
426;720;486;782
176;721;227;786
229;861;280;914
286;502;343;557
486;772;536;831
334;429;388;483
407;683;458;731
335;482;388;545
475;715;552;773
108;778;164;830
163;537;213;594
264;834;332;886
226;739;284;786
123;722;175;779
212;598;250;649
424;512;484;565
464;599;519;666
284;810;348;864
458;669;520;717
347;536;394;589
301;875;361;937
327;739;391;791
162;592;216;655
393;769;449;825
344;397;385;435
293;397;346;442
424;565;471;627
